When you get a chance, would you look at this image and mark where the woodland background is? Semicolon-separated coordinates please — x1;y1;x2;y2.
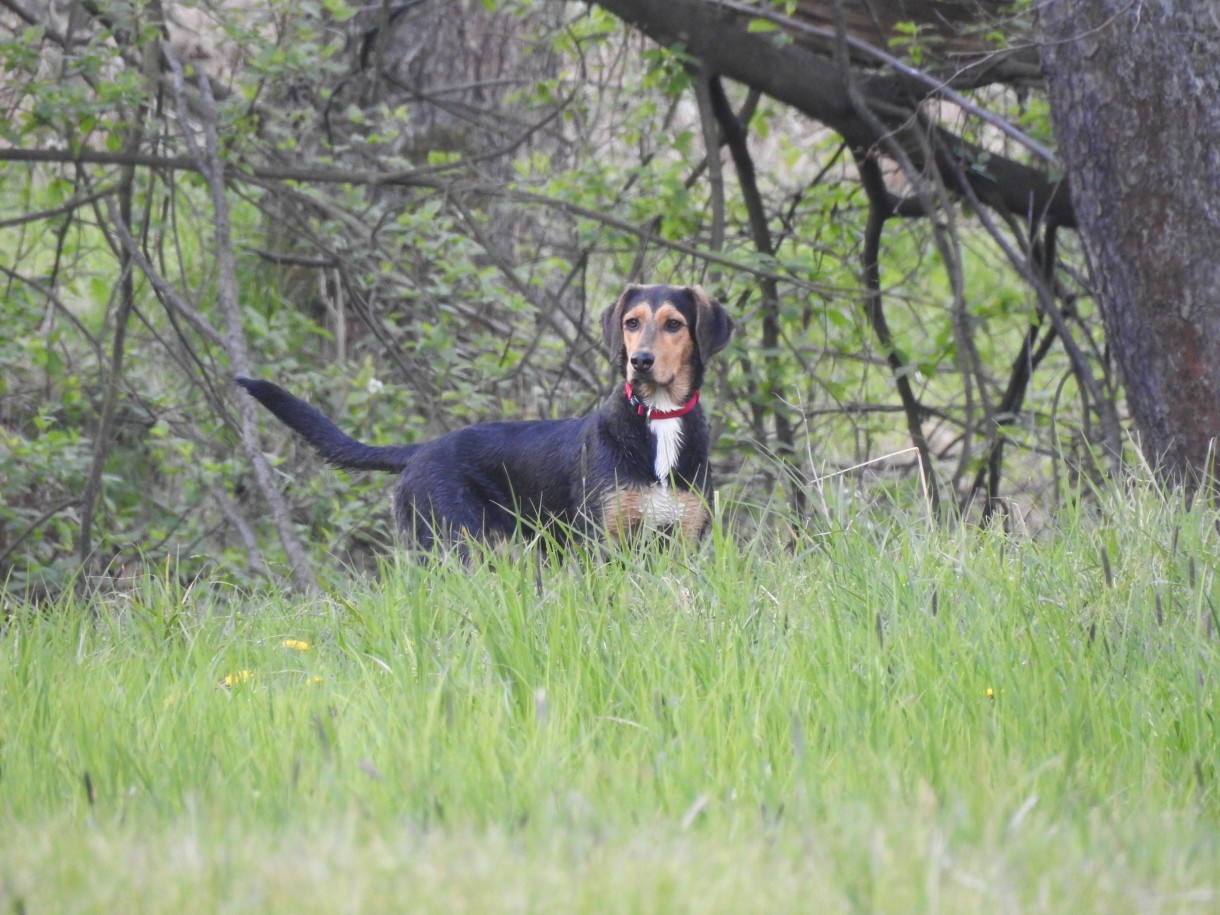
0;0;1207;594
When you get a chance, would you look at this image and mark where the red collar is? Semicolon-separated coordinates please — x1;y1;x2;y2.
624;382;700;420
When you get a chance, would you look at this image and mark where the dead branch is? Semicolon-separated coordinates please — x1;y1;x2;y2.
164;44;320;594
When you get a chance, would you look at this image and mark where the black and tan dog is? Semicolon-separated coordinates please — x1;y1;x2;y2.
236;284;734;552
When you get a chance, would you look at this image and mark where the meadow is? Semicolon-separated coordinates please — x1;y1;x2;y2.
1;483;1217;913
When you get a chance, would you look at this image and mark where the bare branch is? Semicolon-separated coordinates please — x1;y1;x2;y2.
589;0;1074;227
713;0;1056;162
0;186;115;229
0;146;846;294
856;153;940;513
102;198;227;348
166;45;320;594
707;76;806;519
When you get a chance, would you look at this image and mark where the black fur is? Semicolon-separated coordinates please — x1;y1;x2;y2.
236;285;734;552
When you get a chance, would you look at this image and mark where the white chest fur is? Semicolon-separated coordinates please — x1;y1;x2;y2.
650;417;683;481
641;483;688;525
646;391;685;482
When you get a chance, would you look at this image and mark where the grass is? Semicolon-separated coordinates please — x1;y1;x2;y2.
1;482;1218;913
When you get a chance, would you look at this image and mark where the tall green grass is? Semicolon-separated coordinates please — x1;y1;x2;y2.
1;483;1217;913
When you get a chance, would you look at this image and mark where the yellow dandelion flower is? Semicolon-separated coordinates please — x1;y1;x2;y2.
281;639;310;651
221;670;254;688
986;687;995;700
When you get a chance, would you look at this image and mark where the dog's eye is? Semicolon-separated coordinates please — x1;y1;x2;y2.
624;317;640;330
664;319;684;332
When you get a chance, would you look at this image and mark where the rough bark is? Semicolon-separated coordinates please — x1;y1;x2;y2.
1040;1;1220;483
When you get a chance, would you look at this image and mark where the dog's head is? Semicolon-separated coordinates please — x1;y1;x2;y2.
600;284;735;405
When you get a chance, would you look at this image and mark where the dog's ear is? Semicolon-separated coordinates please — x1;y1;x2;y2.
601;285;639;371
690;286;735;361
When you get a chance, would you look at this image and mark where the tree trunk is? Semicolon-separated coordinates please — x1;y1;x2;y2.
1040;1;1220;484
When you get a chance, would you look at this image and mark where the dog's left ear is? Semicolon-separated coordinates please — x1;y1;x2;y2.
601;285;639;371
690;286;735;362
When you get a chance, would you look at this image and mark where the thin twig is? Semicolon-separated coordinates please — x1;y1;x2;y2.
707;75;806;520
692;66;726;287
0;499;81;571
936;134;1122;469
711;0;1057;162
0;146;849;296
856;154;940;515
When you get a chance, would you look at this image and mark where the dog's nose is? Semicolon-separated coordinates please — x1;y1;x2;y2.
630;352;655;372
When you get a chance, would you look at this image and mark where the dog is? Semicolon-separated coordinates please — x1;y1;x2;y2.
236;284;735;553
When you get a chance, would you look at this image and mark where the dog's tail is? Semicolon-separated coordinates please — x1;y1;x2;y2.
235;377;417;473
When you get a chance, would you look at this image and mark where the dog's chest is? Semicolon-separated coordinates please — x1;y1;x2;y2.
599;407;705;538
649;416;683;482
601;481;706;539
638;482;686;525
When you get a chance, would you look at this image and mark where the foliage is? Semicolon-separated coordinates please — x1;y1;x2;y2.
1;484;1217;911
0;0;1117;592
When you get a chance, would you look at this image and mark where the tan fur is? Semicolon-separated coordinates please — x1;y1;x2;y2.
621;300;697;406
601;486;709;541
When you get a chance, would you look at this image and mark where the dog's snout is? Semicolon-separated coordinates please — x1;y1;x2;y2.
630;351;655;372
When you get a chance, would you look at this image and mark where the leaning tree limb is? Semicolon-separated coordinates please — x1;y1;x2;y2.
707;75;807;520
855;153;940;514
588;0;1074;228
160;44;319;594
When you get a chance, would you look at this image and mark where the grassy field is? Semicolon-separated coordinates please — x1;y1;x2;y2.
2;483;1218;913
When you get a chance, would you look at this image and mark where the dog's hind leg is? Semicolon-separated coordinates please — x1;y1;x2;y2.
392;474;518;558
